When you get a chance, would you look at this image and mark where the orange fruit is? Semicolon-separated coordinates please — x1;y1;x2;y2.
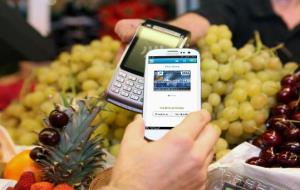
4;150;42;181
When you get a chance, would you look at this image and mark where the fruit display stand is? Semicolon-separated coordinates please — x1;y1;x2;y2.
0;25;299;189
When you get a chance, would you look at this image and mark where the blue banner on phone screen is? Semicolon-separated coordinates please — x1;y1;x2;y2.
154;70;191;91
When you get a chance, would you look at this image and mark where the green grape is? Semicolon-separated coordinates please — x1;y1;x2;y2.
214;138;229;152
109;144;121;157
214;118;229;130
204;33;217;46
213;81;227;95
254;109;269;125
222;106;239;122
283;62;298;74
210;44;222;55
257;71;271;82
225;82;234;95
268;97;276;108
94;123;110;138
81;80;99;91
218;25;232;39
201;82;212;99
201;59;219;71
224;98;239;108
254;124;267;136
246;82;261;97
244;72;256;81
208;93;221;106
202;102;213;113
114;128;125;140
242;120;257;134
204;70;219;84
234;79;248;89
231;88;247;102
215;103;225;115
228;121;243;137
232;60;247;75
211;123;222;136
216;149;231;160
219;64;233;81
219;39;233;51
262;81;280;96
267;57;282;70
251;55;266;71
215;52;228;63
250;93;268;110
225;131;240;145
239;102;255;120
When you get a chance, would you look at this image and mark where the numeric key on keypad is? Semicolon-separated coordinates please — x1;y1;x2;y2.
119;72;127;78
111;87;120;93
123;86;132;92
133;89;142;95
125;81;134;86
128;75;137;81
120;91;129;97
135;84;144;90
116;76;125;83
113;82;122;88
130;95;139;100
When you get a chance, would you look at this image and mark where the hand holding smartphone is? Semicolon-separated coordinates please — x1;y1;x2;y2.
143;49;201;141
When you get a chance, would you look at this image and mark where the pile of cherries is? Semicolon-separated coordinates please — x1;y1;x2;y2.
30;109;69;161
246;72;300;168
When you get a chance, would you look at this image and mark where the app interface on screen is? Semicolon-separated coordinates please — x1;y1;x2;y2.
144;55;200;128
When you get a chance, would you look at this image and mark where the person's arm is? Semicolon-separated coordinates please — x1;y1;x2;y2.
169;13;210;44
100;111;218;190
114;13;210;45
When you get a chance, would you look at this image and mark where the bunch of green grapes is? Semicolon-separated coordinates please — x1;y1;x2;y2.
197;25;298;160
0;36;133;157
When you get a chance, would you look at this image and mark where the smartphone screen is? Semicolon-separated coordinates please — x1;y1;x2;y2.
120;27;184;76
143;49;201;140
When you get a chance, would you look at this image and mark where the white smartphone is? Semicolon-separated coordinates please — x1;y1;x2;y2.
143;48;201;141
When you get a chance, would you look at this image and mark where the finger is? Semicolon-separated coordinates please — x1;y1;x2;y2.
114;19;144;42
114;46;124;63
193;123;219;156
165;110;211;140
121;115;145;145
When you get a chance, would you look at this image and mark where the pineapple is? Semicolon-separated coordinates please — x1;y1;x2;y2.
30;97;107;189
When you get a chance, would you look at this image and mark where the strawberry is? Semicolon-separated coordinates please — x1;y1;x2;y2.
53;184;74;190
6;187;14;190
30;182;54;190
14;171;36;190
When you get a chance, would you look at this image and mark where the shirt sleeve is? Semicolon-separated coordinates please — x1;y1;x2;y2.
194;0;238;32
0;1;56;62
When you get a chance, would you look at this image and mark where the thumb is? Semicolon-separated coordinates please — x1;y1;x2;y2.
121;115;145;146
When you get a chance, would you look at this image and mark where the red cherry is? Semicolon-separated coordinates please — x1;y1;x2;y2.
49;109;69;129
283;128;300;141
270;104;291;116
277;87;297;103
252;138;268;150
246;157;268;167
276;151;298;167
266;116;291;133
259;146;276;166
281;74;296;87
281;142;300;154
288;100;299;113
260;130;282;147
